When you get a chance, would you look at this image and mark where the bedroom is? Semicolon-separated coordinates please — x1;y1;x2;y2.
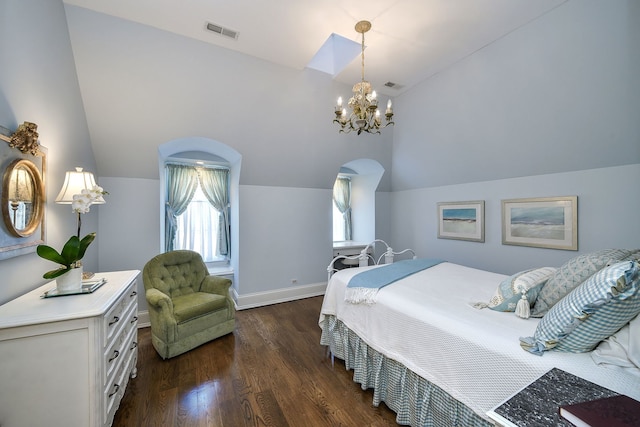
0;0;638;425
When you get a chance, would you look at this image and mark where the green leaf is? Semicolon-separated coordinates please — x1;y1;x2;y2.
37;232;96;279
60;236;80;264
77;232;96;260
36;245;66;265
43;267;70;280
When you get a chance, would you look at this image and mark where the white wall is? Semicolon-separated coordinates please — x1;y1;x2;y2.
391;164;640;275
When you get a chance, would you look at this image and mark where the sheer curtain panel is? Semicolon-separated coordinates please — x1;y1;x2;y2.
333;176;352;241
199;167;230;256
165;164;199;252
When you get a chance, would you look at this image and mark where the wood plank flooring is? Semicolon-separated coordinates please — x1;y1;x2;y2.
113;296;398;426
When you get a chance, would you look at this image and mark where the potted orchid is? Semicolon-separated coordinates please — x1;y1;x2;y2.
37;185;107;283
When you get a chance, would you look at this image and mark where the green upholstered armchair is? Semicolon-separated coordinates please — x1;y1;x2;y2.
143;250;235;359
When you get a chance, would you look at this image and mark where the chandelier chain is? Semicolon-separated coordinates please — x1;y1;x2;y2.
361;29;365;83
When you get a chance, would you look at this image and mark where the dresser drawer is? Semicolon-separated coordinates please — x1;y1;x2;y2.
104;344;137;426
103;280;138;343
104;303;138;386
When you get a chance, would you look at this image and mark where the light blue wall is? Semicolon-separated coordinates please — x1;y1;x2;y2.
239;185;332;295
96;176;159;310
390;0;639;271
1;0;637;308
63;5;394;190
391;164;640;275
0;0;100;304
96;177;335;312
392;0;640;191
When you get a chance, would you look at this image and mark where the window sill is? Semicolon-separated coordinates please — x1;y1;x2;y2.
208;265;234;277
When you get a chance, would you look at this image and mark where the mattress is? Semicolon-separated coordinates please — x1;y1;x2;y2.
319;262;640;421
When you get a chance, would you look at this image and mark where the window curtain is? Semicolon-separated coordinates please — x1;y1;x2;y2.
165;164;199;252
333;176;352;241
199;167;230;256
174;191;219;261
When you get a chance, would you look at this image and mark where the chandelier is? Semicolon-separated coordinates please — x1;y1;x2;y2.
333;20;394;135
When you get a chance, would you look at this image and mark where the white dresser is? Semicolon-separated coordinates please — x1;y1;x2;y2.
0;270;140;427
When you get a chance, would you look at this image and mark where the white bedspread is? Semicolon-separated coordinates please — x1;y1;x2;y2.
319;262;640;419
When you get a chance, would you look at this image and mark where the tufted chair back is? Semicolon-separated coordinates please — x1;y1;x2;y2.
143;250;208;298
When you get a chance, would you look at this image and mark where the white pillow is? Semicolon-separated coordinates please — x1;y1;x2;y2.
591;314;640;372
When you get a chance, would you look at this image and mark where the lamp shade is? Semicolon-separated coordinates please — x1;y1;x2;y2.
55;167;105;204
9;167;34;202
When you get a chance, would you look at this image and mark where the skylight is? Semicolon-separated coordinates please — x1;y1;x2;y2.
305;33;361;76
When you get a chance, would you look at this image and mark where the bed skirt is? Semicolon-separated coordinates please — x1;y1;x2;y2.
320;315;491;427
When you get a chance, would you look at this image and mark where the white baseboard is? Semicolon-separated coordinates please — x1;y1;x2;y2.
233;282;327;310
135;281;327;327
137;310;151;328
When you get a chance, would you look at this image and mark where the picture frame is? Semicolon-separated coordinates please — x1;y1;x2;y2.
437;200;484;242
501;196;577;251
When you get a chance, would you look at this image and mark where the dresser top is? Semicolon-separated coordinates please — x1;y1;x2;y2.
0;270;140;329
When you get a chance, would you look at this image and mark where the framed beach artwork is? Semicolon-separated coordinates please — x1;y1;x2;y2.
437;200;484;242
501;196;578;250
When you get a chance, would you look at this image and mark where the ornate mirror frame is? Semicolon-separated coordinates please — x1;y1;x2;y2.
0;126;46;260
2;159;45;237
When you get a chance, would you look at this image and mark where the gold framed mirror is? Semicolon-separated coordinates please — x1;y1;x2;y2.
0;125;46;260
2;159;44;237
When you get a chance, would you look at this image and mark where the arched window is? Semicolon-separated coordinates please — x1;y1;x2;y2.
332;159;384;244
158;138;241;270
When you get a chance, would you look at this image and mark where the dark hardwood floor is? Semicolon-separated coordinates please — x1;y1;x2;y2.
113;296;399;426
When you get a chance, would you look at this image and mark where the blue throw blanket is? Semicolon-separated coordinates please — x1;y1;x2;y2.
345;258;444;304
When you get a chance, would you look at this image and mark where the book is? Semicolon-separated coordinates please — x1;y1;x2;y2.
487;368;620;427
559;394;640;427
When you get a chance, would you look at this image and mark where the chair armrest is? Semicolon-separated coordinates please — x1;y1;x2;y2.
145;288;174;312
200;275;232;295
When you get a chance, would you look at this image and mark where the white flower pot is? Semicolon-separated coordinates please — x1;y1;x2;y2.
56;266;83;293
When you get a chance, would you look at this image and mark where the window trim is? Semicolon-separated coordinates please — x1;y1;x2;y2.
158;137;242;280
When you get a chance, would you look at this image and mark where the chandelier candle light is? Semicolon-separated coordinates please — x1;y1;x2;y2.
333;20;394;135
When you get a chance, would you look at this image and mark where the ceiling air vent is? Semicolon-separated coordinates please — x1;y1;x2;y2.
384;81;403;90
206;22;239;40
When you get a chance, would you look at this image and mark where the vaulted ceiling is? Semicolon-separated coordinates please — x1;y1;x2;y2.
63;0;566;96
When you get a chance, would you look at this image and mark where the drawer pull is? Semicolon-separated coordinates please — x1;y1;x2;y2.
130;341;138;351
108;384;120;398
130;290;137;298
108;316;120;326
108;350;120;363
131;316;138;324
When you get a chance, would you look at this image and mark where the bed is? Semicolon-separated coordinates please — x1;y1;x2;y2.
319;244;640;426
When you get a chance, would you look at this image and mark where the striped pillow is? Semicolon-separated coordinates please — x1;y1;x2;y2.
520;261;640;355
488;267;556;314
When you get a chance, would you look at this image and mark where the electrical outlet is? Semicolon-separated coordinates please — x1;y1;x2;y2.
291;278;298;284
